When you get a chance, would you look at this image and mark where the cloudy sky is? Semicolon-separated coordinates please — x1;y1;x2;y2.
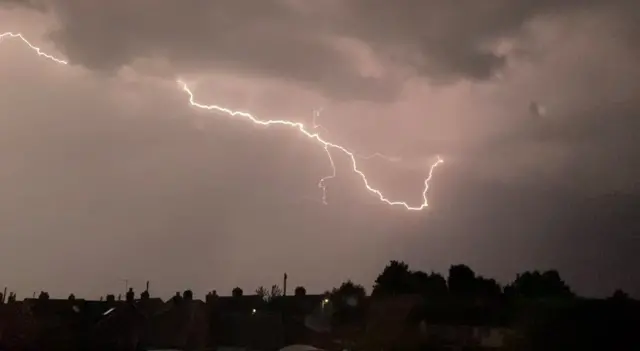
0;0;638;299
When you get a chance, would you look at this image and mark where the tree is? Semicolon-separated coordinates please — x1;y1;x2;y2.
270;285;283;299
411;271;448;299
256;285;282;302
232;287;243;298
447;264;477;298
255;286;269;300
611;289;630;301
373;260;414;296
294;286;307;297
475;276;502;300
505;270;573;299
332;280;366;303
68;294;76;301
330;280;367;325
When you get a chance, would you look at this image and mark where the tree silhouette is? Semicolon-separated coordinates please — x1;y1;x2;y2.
255;286;269;300
373;260;414;296
106;294;115;303
447;264;477;298
611;289;630;301
505;270;573;299
294;286;306;297
330;280;367;325
412;271;448;299
270;285;283;299
232;287;243;297
475;276;502;301
255;285;282;302
68;294;76;301
374;260;465;299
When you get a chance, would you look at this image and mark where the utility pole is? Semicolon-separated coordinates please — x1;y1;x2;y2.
283;273;288;296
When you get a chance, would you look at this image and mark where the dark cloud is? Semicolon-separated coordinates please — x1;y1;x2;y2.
8;0;635;100
32;0;397;101
343;0;640;83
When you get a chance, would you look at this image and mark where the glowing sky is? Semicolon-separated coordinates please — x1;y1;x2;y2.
0;0;638;299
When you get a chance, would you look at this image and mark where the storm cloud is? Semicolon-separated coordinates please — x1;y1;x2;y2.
0;0;638;298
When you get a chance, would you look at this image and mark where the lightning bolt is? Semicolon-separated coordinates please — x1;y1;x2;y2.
311;108;401;204
2;31;444;211
318;144;336;205
180;82;443;210
0;32;68;64
311;108;336;204
309;109;334;203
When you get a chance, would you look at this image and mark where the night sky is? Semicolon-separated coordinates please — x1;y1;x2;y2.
0;0;638;299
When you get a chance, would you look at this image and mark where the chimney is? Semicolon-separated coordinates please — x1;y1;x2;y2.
146;281;149;292
2;287;6;303
283;273;288;296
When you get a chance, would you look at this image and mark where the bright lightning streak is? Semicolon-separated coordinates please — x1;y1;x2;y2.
318;145;336;205
0;32;68;64
2;31;444;211
312;108;400;204
179;81;443;210
311;108;336;204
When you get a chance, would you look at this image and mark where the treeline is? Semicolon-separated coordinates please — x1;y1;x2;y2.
369;260;577;300
296;260;635;306
219;261;585;302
